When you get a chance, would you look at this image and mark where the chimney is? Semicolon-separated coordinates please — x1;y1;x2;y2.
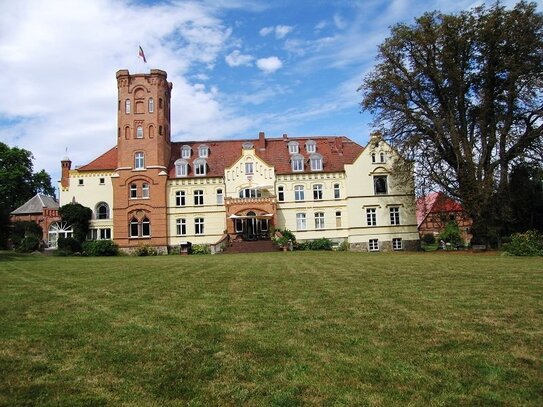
282;133;288;140
61;156;72;189
258;131;266;150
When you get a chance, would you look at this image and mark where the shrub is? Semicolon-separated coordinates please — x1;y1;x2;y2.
307;238;333;251
57;237;81;254
11;221;43;248
439;221;463;246
336;240;349;251
15;236;40;253
503;230;543;256
422;233;436;245
133;245;158;256
191;244;210;255
82;240;118;256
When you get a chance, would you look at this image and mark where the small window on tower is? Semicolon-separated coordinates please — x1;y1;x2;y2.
148;98;154;113
125;99;131;114
136;126;143;139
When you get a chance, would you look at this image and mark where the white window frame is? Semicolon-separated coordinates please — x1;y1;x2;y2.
130;184;137;199
288;141;299;154
369;239;379;252
313;184;323;200
198;145;208;158
195;218;204;235
277;186;285;202
134;152;145;169
96;202;109;219
390;207;400;225
310;154;323;171
176;218;186;236
216;188;223;205
294;185;304;201
296;213;306;230
245;162;254;175
194;190;204;206
136;126;143;139
175;159;188;177
291;155;304;172
392;238;403;250
148;98;154;113
334;183;340;199
315;212;325;229
125;99;131;114
194;159;206;176
142;183;149;199
305;140;316;153
366;208;377;226
181;145;192;159
141;217;150;237
175;190;186;207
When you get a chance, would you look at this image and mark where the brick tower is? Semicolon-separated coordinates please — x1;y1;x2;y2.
112;69;173;251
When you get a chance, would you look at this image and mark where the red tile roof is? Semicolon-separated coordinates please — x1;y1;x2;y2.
167;135;363;178
416;192;464;226
77;147;118;171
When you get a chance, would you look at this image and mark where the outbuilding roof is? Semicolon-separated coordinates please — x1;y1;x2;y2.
10;194;59;215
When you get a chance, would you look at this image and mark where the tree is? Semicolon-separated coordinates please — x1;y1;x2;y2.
58;203;92;243
508;163;543;233
360;1;543;244
0;142;55;248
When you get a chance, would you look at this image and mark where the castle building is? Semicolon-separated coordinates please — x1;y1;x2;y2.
57;69;419;252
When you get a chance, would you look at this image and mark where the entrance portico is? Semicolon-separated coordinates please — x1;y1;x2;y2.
225;197;277;241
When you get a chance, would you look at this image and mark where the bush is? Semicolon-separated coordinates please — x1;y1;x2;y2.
57;237;81;254
336;240;349;251
82;240;118;256
307;238;333;251
11;221;43;248
422;233;436;245
191;244;210;255
503;230;543;256
15;236;40;253
439;221;463;246
133;245;158;256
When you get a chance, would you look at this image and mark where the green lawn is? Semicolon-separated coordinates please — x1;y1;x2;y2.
0;251;541;406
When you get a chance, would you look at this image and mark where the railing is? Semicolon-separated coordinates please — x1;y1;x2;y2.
225;197;276;205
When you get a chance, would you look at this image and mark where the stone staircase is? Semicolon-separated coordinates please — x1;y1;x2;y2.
222;239;278;254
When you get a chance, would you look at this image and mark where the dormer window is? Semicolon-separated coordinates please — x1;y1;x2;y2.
242;142;254;150
134;152;145;169
291;154;304;172
175;159;188;177
181;145;192;159
288;141;299;154
310;153;323;171
305;140;316;153
194;158;207;176
198;145;209;158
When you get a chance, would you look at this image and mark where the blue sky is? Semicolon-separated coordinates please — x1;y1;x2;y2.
0;0;538;187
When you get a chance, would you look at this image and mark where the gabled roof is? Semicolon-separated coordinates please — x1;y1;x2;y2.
416;192;464;227
167;135;363;178
11;194;59;215
77;147;117;171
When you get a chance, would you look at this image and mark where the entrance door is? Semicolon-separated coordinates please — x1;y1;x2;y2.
245;211;258;240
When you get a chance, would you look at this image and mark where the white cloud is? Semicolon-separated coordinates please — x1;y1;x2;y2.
333;13;346;29
274;25;293;39
225;49;254;67
259;26;274;36
259;25;293;39
256;56;283;73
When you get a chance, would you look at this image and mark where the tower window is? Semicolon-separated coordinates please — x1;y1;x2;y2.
125;99;131;114
136;126;143;139
216;188;223;205
142;183;149;199
366;208;377;226
148;98;154;113
130;183;137;199
134;152;145;169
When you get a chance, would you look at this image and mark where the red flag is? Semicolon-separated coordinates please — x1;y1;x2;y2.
138;45;147;63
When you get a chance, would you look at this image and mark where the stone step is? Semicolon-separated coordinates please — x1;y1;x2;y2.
223;239;278;254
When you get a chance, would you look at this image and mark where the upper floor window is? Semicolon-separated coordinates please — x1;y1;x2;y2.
136;126;143;139
245;162;254;175
198;145;209;158
371;153;376;163
175;190;186;206
99;178;105;185
181;145;192;159
125;99;131;114
159;98;163;109
134;152;145;169
96;202;109;219
291;154;304;172
142;183;149;199
366;208;377;226
239;188;261;198
277;186;284;202
305;140;316;153
334;183;341;199
148;98;154;113
374;175;388;195
175;159;188;177
315;212;325;229
310;153;323;171
296;213;306;230
288;141;299;154
294;185;304;201
216;188;223;205
313;184;323;200
380;152;386;163
130;183;137;199
194;158;207;176
390;207;400;225
194;190;204;206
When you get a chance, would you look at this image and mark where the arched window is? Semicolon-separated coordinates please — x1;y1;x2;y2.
371;152;376;163
149;125;154;138
96;202;109;219
305;140;316;153
198;145;209;157
309;153;323;171
380;152;386;163
130;217;139;237
134;152;145;169
175;159;188;177
125;99;131;114
291;154;304;172
194;158;207;176
181;145;192;158
288;141;299;154
136;126;143;139
142;217;150;236
148;98;154;113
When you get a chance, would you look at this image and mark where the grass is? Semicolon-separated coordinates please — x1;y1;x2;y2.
0;251;541;406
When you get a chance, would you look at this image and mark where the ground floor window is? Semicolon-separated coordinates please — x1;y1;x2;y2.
88;228;112;240
195;218;204;235
315;212;325;229
392;237;403;250
130;217;150;238
48;222;73;248
369;239;379;252
296;213;306;230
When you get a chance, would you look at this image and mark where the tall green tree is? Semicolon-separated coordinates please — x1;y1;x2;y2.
360;1;543;244
0;142;55;248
